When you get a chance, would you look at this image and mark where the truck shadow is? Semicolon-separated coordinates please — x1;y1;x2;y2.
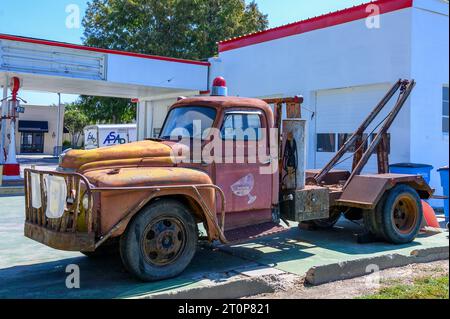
219;219;428;271
0;219;440;299
0;246;250;299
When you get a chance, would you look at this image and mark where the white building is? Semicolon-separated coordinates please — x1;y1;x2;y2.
206;0;449;204
1;0;448;203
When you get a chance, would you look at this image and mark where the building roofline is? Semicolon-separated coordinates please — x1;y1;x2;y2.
0;33;211;67
218;0;413;53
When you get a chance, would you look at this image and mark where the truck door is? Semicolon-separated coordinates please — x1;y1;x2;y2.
214;110;273;224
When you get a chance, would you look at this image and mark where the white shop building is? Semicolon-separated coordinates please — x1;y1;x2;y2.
205;0;449;202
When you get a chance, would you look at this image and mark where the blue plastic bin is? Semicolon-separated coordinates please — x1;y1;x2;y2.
438;166;449;223
389;163;434;184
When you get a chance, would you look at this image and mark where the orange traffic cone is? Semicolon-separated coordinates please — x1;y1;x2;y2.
421;200;440;229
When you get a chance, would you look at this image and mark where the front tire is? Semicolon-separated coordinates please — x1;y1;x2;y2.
120;199;197;282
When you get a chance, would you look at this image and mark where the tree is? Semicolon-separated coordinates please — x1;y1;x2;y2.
79;0;268;125
64;106;89;148
73;96;136;124
82;0;268;60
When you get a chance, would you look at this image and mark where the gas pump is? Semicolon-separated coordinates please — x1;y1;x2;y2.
0;77;26;178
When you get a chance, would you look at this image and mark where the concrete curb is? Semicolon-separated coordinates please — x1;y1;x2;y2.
134;276;275;300
305;245;449;286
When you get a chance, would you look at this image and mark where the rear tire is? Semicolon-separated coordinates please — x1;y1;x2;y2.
363;206;385;239
120;199;197;282
376;185;423;244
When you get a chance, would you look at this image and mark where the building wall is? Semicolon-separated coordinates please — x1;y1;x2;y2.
14;104;65;155
410;0;449;205
209;7;413;171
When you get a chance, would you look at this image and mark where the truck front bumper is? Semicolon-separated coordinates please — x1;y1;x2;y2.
24;168;97;252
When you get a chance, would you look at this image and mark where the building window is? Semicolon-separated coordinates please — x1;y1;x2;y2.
443;86;449;134
337;133;369;153
20;132;44;154
317;133;336;152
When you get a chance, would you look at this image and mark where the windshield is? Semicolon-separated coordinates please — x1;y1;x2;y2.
160;106;217;140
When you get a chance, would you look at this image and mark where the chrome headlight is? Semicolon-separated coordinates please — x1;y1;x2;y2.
58;148;71;165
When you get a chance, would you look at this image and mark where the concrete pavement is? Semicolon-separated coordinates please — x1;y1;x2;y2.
0;195;448;299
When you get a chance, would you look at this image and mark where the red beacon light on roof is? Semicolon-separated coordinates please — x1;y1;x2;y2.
211;76;228;97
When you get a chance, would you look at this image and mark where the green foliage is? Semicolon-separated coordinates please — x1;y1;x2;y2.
64;106;89;148
361;276;449;299
82;0;268;60
70;96;136;124
77;0;268;124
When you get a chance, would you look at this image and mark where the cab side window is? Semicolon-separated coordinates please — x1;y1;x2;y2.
221;113;262;141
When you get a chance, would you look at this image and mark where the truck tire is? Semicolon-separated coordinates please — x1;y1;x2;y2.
377;185;423;244
363;204;387;239
120;199;197;282
311;208;342;229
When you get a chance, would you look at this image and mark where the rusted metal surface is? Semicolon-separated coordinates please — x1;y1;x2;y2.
313;80;403;184
336;174;434;210
280;186;330;222
24;167;228;251
263;96;304;105
344;80;416;189
352;133;364;171
172;96;274;125
24;95;289;253
24;222;96;252
24;169;95;233
61;140;173;171
377;133;390;174
306;169;350;186
93;183;228;247
24;168;97;251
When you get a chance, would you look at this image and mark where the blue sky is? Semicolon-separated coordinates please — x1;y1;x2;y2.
0;0;367;105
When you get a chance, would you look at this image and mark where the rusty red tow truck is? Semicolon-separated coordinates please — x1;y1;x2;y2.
24;78;433;281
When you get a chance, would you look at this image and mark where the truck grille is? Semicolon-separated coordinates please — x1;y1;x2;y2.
23;168;97;251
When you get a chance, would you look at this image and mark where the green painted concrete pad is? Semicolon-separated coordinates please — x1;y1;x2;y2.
221;222;449;276
0;196;448;299
0;196;250;299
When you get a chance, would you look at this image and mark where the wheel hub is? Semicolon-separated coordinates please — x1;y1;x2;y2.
392;196;419;234
141;217;186;266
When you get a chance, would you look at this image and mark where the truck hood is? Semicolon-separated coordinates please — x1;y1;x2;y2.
60;140;177;171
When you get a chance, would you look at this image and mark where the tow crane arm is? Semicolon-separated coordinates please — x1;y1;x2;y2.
312;79;416;189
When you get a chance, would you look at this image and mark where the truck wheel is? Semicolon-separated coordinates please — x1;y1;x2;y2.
311;209;342;229
378;185;423;244
363;208;383;238
120;199;197;282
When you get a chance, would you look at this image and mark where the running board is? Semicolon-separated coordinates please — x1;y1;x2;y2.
224;222;288;245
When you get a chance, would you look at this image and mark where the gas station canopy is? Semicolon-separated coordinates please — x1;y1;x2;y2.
0;34;210;99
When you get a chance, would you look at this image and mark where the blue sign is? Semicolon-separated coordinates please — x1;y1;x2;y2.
103;131;126;145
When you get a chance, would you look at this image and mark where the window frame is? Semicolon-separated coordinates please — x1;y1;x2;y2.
220;111;264;141
316;133;336;153
159;105;217;140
